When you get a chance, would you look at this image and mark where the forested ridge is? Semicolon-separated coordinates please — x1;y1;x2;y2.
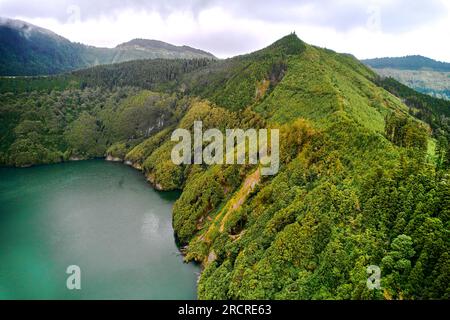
0;34;448;299
363;55;450;72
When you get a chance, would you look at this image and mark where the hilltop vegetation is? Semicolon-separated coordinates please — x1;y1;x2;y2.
0;34;448;299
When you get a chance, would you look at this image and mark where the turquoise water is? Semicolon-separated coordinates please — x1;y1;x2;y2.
0;160;199;299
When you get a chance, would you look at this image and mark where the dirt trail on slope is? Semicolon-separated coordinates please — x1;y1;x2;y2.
218;168;261;232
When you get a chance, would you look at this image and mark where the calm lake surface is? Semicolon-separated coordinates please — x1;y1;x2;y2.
0;160;199;299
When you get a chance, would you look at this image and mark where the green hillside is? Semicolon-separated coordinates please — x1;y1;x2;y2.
0;34;448;299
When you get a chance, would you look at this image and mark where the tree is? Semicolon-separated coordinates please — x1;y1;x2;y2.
64;112;104;157
435;134;448;170
381;235;415;299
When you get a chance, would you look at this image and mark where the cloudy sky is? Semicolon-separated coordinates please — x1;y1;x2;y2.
1;0;449;61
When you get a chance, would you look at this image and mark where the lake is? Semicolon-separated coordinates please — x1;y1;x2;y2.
0;160;199;299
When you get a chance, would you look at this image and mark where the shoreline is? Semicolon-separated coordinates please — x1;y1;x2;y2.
0;156;203;269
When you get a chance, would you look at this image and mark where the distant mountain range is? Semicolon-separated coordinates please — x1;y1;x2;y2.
2;16;449;101
362;55;450;100
362;55;450;72
0;17;216;76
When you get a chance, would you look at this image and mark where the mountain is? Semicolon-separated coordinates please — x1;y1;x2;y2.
0;34;448;300
0;17;216;76
0;17;88;76
115;39;216;60
362;55;450;72
362;55;450;100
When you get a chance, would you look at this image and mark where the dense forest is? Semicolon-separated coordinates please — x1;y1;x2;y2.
376;77;450;142
0;34;448;299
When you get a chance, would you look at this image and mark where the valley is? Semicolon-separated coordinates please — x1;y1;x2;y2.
0;31;449;300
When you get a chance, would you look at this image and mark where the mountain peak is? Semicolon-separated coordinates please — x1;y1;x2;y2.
116;38;173;49
262;32;307;56
116;38;216;59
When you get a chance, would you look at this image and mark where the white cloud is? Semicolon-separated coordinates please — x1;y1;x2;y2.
3;0;450;61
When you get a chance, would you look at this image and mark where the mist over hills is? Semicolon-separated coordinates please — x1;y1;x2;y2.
0;17;216;76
